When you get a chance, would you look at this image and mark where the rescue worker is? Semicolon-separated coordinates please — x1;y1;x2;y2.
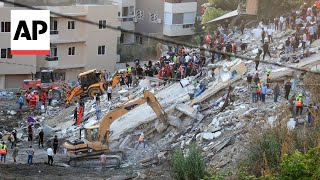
296;93;303;116
0;141;7;163
48;89;53;106
76;99;85;125
284;81;292;100
136;133;145;149
251;82;258;103
53;135;59;155
34;91;40;113
274;83;280;102
257;82;262;101
42;91;47;106
29;92;36;110
266;69;271;83
28;124;33;142
39;129;44;148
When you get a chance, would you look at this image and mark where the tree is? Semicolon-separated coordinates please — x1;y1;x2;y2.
258;0;303;17
209;0;239;11
201;7;225;33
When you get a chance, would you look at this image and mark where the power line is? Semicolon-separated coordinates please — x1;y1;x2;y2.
0;0;320;76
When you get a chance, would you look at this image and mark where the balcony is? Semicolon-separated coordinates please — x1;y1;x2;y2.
163;24;194;37
50;30;59;35
119;17;135;31
164;1;197;13
165;0;196;3
46;56;59;61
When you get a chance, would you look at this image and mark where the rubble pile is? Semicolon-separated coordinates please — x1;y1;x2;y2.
2;24;320;172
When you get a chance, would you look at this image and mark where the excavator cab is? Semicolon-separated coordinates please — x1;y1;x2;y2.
79;71;100;91
40;70;54;83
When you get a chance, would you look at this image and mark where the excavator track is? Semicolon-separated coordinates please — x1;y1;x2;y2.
68;150;125;168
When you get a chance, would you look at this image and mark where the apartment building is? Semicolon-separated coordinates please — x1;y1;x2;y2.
0;0;120;89
115;0;198;45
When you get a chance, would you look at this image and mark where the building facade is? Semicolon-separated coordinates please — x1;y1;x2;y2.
122;0;198;44
0;0;120;89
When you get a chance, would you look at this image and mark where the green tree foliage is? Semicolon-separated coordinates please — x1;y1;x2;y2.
201;7;225;24
258;0;303;17
279;146;320;179
171;143;205;180
209;0;239;11
201;7;225;33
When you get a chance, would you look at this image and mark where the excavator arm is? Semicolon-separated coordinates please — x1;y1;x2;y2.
97;90;168;143
64;85;83;106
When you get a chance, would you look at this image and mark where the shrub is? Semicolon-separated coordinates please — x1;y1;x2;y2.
171;143;205;180
279;145;320;179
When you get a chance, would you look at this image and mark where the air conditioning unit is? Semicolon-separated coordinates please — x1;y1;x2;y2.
157;18;162;24
133;17;138;23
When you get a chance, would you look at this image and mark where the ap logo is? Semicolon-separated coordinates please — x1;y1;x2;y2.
11;10;50;55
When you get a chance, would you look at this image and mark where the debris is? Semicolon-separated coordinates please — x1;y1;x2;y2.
287;118;296;130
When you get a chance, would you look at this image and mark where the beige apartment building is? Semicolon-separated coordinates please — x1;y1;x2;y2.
0;0;120;89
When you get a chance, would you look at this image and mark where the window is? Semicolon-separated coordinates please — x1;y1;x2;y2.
50;20;58;34
0;48;12;59
122;6;134;17
99;20;107;29
98;45;105;55
164;12;173;25
183;12;196;24
172;13;183;24
68;47;75;55
183;24;194;28
47;46;58;61
136;10;144;19
149;13;158;23
68;21;75;29
0;22;10;32
135;35;143;44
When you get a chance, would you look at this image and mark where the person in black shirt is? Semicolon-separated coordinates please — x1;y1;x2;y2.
285;37;291;54
262;42;271;60
261;28;266;44
53;135;58;154
39;130;44;148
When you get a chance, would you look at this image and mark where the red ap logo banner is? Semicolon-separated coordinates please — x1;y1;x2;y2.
11;10;50;55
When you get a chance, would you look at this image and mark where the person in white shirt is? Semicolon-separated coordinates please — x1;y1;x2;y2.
306;15;312;22
185;54;190;63
302;33;307;49
107;86;112;101
309;25;315;44
47;146;54;166
267;28;273;43
279;16;284;31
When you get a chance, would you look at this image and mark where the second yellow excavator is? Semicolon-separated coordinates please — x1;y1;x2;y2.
64;90;168;167
65;69;132;106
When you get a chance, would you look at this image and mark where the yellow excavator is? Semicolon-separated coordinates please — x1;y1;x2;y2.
63;90;168;167
65;69;132;106
64;69;107;106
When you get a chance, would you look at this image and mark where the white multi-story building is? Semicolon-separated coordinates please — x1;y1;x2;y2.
0;0;120;89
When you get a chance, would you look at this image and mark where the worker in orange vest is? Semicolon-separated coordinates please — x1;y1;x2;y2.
29;92;36;110
296;93;303;116
76;99;85;125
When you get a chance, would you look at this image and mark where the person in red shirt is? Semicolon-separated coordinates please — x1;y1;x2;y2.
41;91;47;106
29;92;36;111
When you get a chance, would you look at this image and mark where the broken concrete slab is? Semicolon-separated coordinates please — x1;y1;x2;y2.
190;76;241;106
287;118;296;130
202;132;215;140
168;116;183;130
175;103;196;118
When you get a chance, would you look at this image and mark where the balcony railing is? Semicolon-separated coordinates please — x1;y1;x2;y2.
50;30;59;35
118;17;134;22
46;56;59;61
165;0;196;3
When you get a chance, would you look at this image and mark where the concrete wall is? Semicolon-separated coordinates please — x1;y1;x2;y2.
85;5;121;74
5;74;32;89
163;24;194;36
135;0;164;35
0;75;5;89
